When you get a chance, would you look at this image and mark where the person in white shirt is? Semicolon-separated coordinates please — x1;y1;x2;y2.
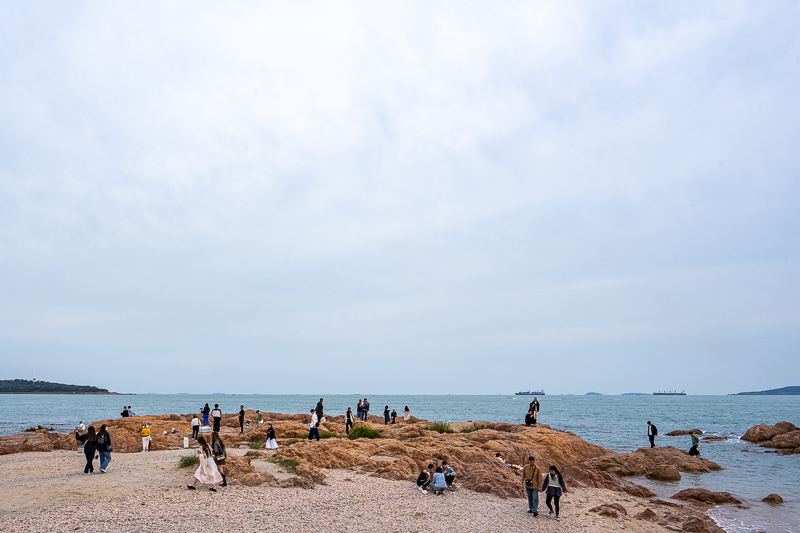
77;422;86;432
191;415;201;440
211;405;222;432
308;409;320;441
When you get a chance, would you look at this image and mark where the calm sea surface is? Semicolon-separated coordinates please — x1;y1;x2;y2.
1;394;797;532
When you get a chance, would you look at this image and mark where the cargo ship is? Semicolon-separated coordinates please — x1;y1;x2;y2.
653;390;686;395
515;390;545;396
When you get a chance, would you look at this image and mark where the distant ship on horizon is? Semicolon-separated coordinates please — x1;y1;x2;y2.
653;390;686;395
515;390;545;396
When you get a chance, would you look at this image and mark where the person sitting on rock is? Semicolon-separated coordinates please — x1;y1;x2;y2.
77;421;86;432
416;463;434;493
442;460;456;492
256;410;263;425
431;466;448;495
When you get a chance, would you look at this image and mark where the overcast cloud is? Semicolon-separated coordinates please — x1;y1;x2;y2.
1;1;798;394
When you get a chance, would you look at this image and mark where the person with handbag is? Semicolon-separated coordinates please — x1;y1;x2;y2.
541;466;568;521
211;432;227;487
521;456;543;515
187;436;222;492
96;424;113;473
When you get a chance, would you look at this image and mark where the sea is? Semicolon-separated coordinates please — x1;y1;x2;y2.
1;393;797;532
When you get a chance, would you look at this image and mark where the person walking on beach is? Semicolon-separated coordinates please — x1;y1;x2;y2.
383;406;390;425
191;415;200;440
541;466;568;521
647;421;658;448
265;424;278;449
361;398;370;421
211;404;222;432
345;407;356;435
357;400;363;421
187;435;222;492
141;424;151;452
202;403;210;425
75;426;97;474
211;431;227;487
96;424;112;473
403;406;410;422
308;409;320;441
238;405;245;434
442;460;456;492
521;456;543;515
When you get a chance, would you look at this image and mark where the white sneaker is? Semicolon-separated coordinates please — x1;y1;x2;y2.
422;490;428;494
555;517;560;521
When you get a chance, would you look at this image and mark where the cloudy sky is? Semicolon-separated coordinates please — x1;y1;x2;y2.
1;1;798;395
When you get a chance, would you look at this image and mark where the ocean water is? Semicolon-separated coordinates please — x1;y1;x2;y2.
1;394;797;532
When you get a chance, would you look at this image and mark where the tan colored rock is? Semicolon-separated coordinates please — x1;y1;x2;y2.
296;463;326;484
762;493;784;504
589;502;627;518
672;488;741;505
665;429;702;436
741;421;797;442
238;472;277;486
646;464;681;481
279;477;314;489
634;508;657;521
223;454;255;478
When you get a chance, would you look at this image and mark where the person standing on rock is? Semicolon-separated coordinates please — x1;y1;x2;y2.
238;405;245;434
211;404;222;433
141;424;151;452
521;456;543;515
187;435;222;492
202;403;210;425
647;421;658;448
75;426;97;474
96;424;112;473
531;398;540;425
391;409;397;424
308;409;320;441
345;407;356;435
383;406;390;425
542;466;567;521
211;432;227;487
191;414;201;441
403;406;410;422
357;400;363;421
265;424;279;449
362;398;370;421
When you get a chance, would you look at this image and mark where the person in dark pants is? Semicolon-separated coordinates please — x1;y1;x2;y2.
75;426;97;474
191;414;200;440
202;403;210;425
315;398;324;420
308;409;320;440
521;456;543;515
211;404;222;433
345;407;356;435
391;409;397;424
647;421;658;448
383;406;390;425
361;398;370;421
442;460;456;491
238;405;245;434
542;466;568;520
531;397;540;425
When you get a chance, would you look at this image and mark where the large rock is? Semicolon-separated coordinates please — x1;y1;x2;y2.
665;429;702;436
223;454;255;478
681;516;726;533
589;503;627;518
646;464;681;481
238;472;277;486
741;421;797;442
761;430;800;454
0;429;75;455
672;488;742;505
762;493;784;504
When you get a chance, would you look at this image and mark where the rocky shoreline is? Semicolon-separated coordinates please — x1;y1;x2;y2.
2;412;790;532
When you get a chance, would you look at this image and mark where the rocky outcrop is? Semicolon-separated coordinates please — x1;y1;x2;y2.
701;436;726;442
741;421;797;442
633;502;725;532
645;464;681;481
0;429;74;455
672;488;742;505
665;429;702;436
761;430;800;454
238;472;277;486
762;493;784;504
589;503;627;518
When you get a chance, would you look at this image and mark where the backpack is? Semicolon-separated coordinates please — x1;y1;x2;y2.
97;434;107;445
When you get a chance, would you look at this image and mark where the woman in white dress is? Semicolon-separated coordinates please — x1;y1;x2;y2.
187;436;223;491
265;423;279;449
403;406;411;422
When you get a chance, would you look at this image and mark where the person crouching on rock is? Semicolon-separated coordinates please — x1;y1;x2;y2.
689;433;701;457
442;460;456;492
542;466;568;521
187;436;222;492
141;424;150;452
75;425;97;474
416;463;434;493
211;431;227;487
521;456;543;515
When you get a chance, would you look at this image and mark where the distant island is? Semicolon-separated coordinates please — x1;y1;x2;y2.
735;385;800;395
0;379;112;394
585;392;603;395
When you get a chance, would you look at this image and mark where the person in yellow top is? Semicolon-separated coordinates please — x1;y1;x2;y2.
141;424;151;452
521;456;543;515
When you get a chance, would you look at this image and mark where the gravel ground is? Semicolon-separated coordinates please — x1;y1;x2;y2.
1;449;672;532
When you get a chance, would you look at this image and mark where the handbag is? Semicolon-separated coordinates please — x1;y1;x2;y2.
107;443;113;452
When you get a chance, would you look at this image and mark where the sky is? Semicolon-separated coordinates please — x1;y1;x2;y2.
1;1;798;395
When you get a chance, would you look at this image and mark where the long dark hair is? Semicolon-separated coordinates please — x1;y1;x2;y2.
548;465;563;483
98;424;108;436
86;426;97;442
197;435;212;457
211;431;223;447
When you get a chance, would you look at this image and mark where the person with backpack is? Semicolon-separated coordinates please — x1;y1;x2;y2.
647;421;658;448
541;465;568;520
75;426;97;474
361;398;370;421
96;424;113;472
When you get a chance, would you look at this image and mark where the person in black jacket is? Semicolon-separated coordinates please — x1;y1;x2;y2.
383;406;390;425
96;424;112;472
75;426;97;474
315;399;324;419
647;421;658;448
345;407;356;435
202;403;211;425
